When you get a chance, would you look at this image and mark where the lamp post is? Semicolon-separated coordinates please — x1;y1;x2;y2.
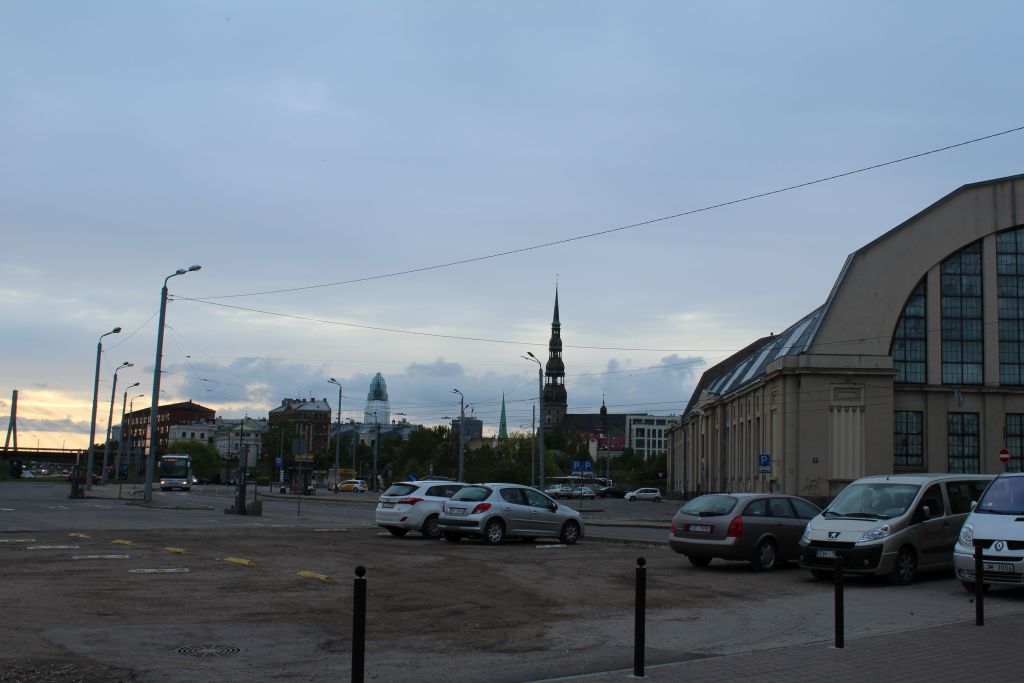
372;410;380;492
99;362;133;485
524;352;545;490
328;378;342;488
115;382;141;482
78;326;121;497
452;389;465;482
144;265;201;504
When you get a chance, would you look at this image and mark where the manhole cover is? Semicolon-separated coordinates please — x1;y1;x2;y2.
176;644;242;657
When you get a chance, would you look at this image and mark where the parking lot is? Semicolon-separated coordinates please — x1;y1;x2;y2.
3;482;1024;682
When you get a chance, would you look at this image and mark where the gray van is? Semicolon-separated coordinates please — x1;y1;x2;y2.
798;473;992;585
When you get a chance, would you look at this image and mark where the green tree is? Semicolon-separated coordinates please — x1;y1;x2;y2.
166;439;221;482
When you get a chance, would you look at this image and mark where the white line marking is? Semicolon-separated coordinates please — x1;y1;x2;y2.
28;545;80;550
129;568;191;574
73;555;130;560
0;538;36;543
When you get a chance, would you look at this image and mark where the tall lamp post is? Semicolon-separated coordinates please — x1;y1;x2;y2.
372;410;380;492
452;389;465;482
78;326;121;497
99;362;133;485
144;265;201;504
523;352;545;490
115;382;141;482
328;378;342;487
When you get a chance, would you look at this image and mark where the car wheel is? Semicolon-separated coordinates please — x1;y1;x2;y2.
421;514;441;539
961;580;990;593
810;569;833;580
888;546;917;586
483;518;506;545
687;555;712;567
560;520;581;545
386;527;408;537
443;532;462;543
628;496;637;502
653;497;661;503
751;539;777;571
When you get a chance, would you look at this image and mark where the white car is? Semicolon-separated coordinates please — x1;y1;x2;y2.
625;487;662;502
376;480;466;538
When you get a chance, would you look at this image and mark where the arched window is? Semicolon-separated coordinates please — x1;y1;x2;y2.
997;226;1024;384
941;241;983;384
891;279;926;383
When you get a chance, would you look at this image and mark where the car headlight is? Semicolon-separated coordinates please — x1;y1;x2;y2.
801;522;812;542
958;523;974;548
858;524;891;543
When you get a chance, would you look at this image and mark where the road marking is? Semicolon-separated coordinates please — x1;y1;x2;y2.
297;571;332;582
112;539;135;546
69;533;91;539
164;547;188;554
224;557;255;567
314;528;348;532
129;568;190;574
535;545;567;549
0;538;36;543
73;554;130;560
0;508;13;511
28;545;80;550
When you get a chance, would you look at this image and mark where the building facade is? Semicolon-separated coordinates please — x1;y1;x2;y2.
268;398;331;456
624;414;680;460
124;400;216;455
364;373;391;427
679;174;1024;502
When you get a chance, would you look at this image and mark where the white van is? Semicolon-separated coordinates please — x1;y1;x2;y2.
798;473;992;585
953;472;1024;591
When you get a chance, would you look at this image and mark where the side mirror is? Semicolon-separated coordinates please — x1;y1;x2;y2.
921;505;931;519
550;502;558;512
970;500;977;511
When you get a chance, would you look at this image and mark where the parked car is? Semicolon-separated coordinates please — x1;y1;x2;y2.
339;479;368;493
375;480;466;538
625;487;662;502
596;486;626;499
670;493;821;571
800;473;993;585
953;473;1024;592
438;483;584;545
544;484;573;499
565;486;595;499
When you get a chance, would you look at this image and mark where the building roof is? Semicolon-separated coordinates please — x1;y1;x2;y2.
269;398;331;414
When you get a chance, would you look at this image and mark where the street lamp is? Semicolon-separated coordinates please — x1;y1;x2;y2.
144;265;201;504
98;362;133;485
372;410;380;492
452;389;465;482
115;382;141;482
77;326;121;498
523;352;545;490
328;378;343;488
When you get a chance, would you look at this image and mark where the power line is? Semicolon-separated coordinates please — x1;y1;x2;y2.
190;125;1024;301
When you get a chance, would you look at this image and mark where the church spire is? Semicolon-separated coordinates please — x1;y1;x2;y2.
542;285;567;428
552;285;560;326
498;394;508;440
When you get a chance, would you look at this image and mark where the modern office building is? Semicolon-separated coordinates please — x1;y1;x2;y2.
364;372;391;427
625;414;680;461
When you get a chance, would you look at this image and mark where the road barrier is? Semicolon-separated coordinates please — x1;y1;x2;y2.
353;565;367;682
833;553;845;648
974;541;985;626
634;556;646;677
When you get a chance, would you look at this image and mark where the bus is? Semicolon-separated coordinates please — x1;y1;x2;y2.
159;454;193;491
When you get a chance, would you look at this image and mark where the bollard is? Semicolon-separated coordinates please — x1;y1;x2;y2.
353;566;367;682
833;552;844;649
974;541;985;626
634;557;647;678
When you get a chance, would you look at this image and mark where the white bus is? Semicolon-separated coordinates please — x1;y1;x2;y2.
159;454;193;491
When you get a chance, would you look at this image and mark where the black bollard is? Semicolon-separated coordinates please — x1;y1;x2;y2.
833;552;844;649
634;557;647;678
974;541;985;626
353;566;367;682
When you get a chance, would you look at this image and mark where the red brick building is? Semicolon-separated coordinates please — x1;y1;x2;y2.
125;400;216;455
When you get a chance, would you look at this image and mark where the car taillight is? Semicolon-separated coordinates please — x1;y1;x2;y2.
471;503;492;514
398;497;424;506
727;516;743;537
670;518;677;533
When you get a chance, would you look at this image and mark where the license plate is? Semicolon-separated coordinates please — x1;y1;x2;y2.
687;524;712;533
816;549;837;559
379;502;395;509
984;561;1015;573
447;507;467;516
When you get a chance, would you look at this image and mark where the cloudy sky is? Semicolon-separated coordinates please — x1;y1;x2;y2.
2;1;1023;448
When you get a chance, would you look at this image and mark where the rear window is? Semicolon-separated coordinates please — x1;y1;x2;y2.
680;495;738;516
383;484;418;496
452;486;491;502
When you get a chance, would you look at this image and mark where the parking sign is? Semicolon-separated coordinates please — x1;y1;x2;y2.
757;453;771;474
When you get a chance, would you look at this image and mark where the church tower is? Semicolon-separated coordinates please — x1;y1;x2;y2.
542;287;568;428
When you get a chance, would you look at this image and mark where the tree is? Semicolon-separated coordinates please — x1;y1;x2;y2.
166;439;221;482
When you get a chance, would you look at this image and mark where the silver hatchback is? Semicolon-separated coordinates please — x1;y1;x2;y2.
437;483;585;545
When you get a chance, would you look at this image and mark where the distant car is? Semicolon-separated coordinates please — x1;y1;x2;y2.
375;480;467;538
21;470;36;478
625;488;662;502
569;486;596;499
670;493;821;571
544;484;573;499
438;483;584;545
596;486;625;499
340;479;368;493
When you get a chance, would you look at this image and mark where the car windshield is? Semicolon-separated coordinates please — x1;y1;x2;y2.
383;484;418;496
452;486;491;502
680;495;738;516
976;476;1024;515
825;483;920;519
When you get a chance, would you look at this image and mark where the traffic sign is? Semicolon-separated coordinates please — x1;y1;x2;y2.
757;453;772;474
571;459;594;473
999;448;1011;464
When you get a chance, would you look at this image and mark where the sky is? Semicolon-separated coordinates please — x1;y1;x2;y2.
2;1;1024;448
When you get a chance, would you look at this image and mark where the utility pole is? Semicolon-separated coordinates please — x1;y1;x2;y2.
329;378;342;488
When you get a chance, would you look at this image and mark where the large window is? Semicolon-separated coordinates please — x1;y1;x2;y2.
894;411;924;469
941;242;983;384
1006;414;1024;473
892;280;927;383
947;412;980;473
997;227;1024;385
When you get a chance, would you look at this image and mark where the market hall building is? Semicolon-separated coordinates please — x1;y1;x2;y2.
674;174;1024;502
